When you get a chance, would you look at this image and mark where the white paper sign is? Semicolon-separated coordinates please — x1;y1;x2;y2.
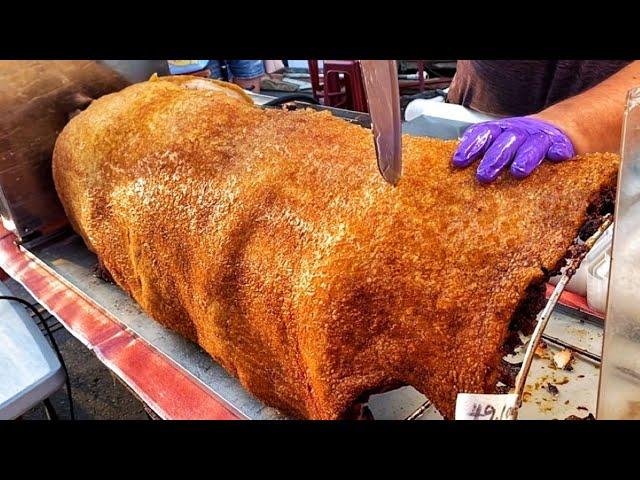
455;393;520;420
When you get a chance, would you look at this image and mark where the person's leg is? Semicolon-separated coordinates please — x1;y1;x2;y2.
207;60;223;80
226;60;265;92
264;60;285;75
167;60;210;75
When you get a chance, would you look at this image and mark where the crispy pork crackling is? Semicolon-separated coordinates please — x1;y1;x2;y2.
52;76;618;419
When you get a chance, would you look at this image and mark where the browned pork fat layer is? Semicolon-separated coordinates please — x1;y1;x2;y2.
52;76;619;420
495;185;616;394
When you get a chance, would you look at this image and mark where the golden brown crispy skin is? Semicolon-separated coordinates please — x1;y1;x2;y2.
52;76;619;419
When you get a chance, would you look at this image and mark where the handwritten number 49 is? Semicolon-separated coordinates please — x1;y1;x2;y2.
467;403;514;420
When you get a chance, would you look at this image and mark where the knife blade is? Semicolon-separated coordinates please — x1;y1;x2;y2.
360;60;402;186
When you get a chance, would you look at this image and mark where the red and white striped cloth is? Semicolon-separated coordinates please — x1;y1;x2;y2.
0;227;244;420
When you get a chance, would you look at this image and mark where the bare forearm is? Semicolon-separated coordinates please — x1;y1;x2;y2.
533;61;640;155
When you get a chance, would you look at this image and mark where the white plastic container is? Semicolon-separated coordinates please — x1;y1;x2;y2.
0;282;65;419
550;257;589;297
549;225;613;297
587;251;611;313
404;98;497;124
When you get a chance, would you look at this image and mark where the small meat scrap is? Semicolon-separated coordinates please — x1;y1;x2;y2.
553;349;574;370
546;383;559;396
93;260;115;284
496;384;511;394
534;341;548;358
565;413;595;420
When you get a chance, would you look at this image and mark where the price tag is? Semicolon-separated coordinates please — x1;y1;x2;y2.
455;393;519;420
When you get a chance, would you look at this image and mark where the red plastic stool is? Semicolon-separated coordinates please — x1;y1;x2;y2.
323;60;368;112
398;60;454;93
308;60;325;103
308;60;368;112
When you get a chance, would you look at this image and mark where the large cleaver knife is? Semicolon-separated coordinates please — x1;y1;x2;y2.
360;60;403;186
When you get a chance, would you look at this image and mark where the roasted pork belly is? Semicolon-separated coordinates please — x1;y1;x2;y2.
52;76;618;419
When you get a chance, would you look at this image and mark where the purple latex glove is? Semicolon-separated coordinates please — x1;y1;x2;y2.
452;117;575;183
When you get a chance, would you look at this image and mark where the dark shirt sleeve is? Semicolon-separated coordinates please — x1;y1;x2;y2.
448;60;632;117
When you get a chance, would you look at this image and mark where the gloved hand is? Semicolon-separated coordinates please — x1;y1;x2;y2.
452;117;575;183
